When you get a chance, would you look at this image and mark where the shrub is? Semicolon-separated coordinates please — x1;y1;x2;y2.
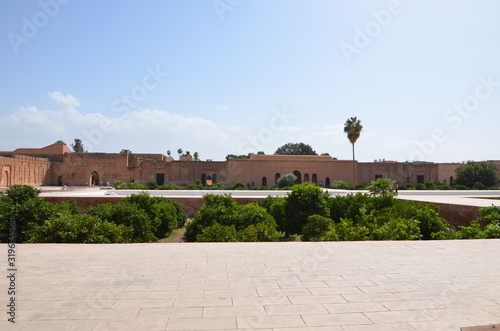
158;184;183;190
452;184;468;190
184;195;237;242
146;181;158;189
28;214;132;243
230;182;248;190
0;189;56;243
186;180;204;190
472;182;486;190
121;193;185;238
87;202;155;242
277;173;297;188
355;183;370;190
370;218;422;240
239;223;280;242
196;224;238;242
301;215;335;241
226;203;276;231
415;183;425;190
209;181;226;190
399;183;415;190
332;218;369;241
284;183;329;236
329;181;353;190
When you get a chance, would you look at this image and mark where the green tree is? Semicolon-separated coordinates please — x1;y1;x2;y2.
277;173;297;188
301;215;335;241
71;138;85;152
193;152;199;161
177;148;183;159
284;183;330;236
455;161;498;188
274;143;317;155
28;214;132;243
343;117;363;189
120;149;132;154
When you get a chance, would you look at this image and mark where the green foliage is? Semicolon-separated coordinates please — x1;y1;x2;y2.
158;184;183;190
415;183;425;190
329;181;353;190
370;218;422;240
146;181;158;189
4;185;41;204
452;184;469;190
301;215;335;241
209;181;226;190
399;183;415;190
113;181;147;189
121;193;184;238
354;182;370;190
186;180;204;190
455;161;498;188
330;218;369;241
274;142;317;155
367;178;396;197
230;182;248;190
186;194;277;242
196;224;238;242
258;196;286;232
0;187;56;243
476;205;500;225
472;182;486;190
88;202;155;242
277;173;297;188
284;183;329;235
238;223;279;242
28;214;132;243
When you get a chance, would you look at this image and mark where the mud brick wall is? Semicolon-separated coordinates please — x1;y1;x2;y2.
0;155;53;187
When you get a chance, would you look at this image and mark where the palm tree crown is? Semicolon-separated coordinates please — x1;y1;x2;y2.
343;117;363;145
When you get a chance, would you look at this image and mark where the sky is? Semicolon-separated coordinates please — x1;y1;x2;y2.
0;0;499;162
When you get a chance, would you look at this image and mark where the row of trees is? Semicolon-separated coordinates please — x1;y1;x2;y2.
1;183;498;243
185;182;500;242
0;185;186;243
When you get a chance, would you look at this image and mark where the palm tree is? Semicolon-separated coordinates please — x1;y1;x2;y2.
167;150;171;158
343;116;363;189
177;148;183;159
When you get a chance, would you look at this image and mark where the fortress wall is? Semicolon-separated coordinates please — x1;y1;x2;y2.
61;153;137;186
228;159;353;187
0;155;53;187
358;162;439;185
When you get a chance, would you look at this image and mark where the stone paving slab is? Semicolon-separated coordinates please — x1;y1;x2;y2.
2;240;500;330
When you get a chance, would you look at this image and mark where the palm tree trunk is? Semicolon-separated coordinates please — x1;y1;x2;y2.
352;142;357;190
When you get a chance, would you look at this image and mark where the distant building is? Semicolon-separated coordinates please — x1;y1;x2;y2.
1;142;498;188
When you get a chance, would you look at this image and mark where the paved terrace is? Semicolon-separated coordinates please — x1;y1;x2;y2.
4;240;500;331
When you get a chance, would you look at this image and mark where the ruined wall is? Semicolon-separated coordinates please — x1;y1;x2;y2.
61;153;137;186
228;159;353;187
358;162;439;185
0;155;53;187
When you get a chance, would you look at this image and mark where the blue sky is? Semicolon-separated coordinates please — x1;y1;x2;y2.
1;0;499;162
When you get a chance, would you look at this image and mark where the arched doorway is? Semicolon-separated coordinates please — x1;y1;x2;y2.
312;173;318;185
325;177;330;187
293;170;301;184
1;170;9;187
90;171;100;186
262;177;267;187
275;173;280;184
304;173;310;182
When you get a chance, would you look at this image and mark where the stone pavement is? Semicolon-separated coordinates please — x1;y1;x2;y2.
3;240;500;331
